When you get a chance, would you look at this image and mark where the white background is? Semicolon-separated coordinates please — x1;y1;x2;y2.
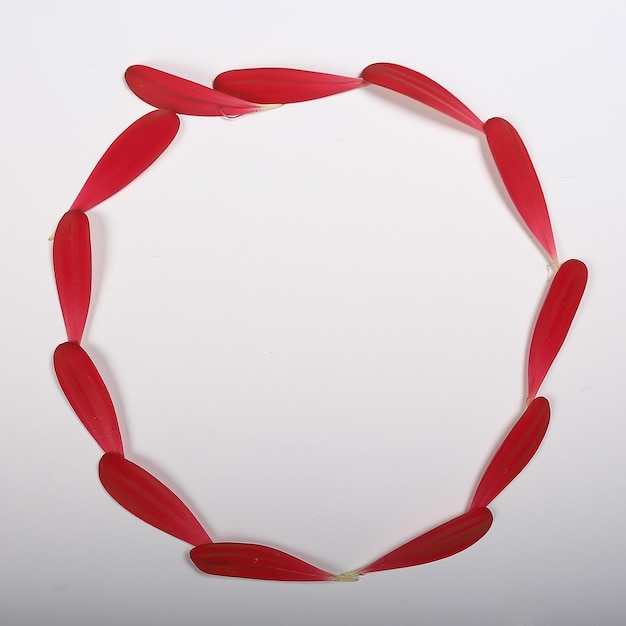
1;1;624;624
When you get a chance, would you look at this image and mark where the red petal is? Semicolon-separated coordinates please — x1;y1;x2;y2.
527;259;588;401
213;67;365;104
69;109;180;212
125;65;272;116
469;397;550;509
190;542;335;582
53;342;123;455
357;508;493;575
52;211;91;343
361;63;483;131
99;453;212;546
484;117;558;262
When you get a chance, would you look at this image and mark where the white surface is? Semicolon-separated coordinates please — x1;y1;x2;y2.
1;1;623;624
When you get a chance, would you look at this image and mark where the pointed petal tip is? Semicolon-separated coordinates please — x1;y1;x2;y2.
333;571;360;582
259;103;283;111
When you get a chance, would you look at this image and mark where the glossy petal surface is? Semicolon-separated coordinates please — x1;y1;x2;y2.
470;397;550;509
527;259;588;401
190;542;335;581
484;117;558;262
213;67;365;104
357;508;493;575
69;109;180;212
99;453;212;546
361;63;483;131
52;211;91;343
125;65;272;116
54;342;124;455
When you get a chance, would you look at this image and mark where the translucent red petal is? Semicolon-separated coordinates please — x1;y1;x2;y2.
53;342;123;455
190;542;335;581
98;453;212;546
52;211;91;343
69;109;180;212
484;117;558;262
125;65;268;116
357;508;493;575
469;397;550;509
361;62;483;131
213;67;365;104
527;259;588;401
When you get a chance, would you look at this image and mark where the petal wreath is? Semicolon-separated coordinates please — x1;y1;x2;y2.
50;62;587;582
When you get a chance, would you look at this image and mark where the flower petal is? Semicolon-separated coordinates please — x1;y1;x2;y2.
125;65;275;116
361;62;483;131
52;211;91;343
213;67;365;104
484;117;558;262
54;342;124;455
99;453;212;546
69;109;180;212
527;259;588;401
356;508;493;575
190;542;336;581
469;397;550;509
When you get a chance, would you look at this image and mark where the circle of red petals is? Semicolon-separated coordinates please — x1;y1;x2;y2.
51;62;588;582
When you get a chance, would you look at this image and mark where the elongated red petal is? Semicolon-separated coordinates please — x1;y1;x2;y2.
357;508;493;575
69;109;180;212
190;542;336;581
52;211;91;343
361;63;483;131
99;453;212;546
469;397;550;509
213;67;365;104
125;65;275;116
527;259;588;401
484;117;558;262
54;342;124;455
